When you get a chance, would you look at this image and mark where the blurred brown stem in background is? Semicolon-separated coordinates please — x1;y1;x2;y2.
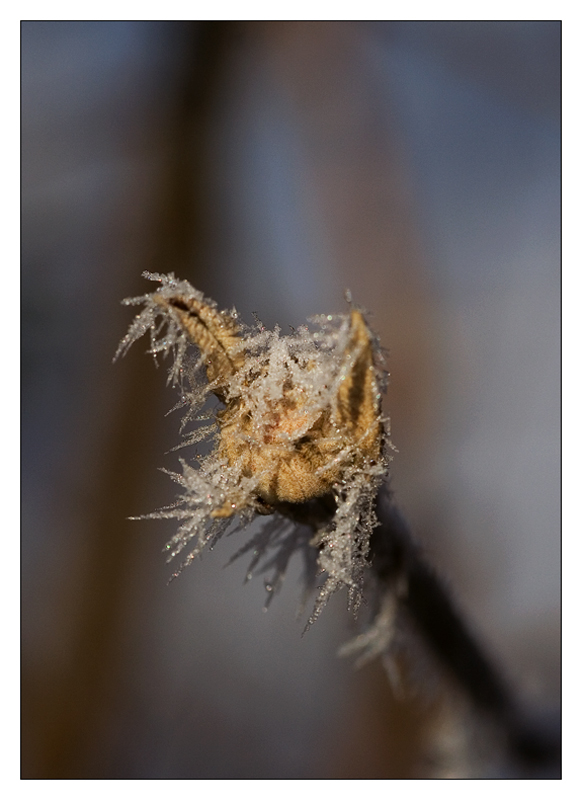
22;22;213;778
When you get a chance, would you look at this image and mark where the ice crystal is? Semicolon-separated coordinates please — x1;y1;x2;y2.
338;588;400;667
115;272;390;621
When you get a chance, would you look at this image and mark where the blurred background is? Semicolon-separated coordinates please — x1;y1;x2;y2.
21;21;560;778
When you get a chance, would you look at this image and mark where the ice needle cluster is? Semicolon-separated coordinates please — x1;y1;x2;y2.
115;272;390;623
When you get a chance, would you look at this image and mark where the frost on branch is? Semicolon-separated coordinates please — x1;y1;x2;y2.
115;272;390;622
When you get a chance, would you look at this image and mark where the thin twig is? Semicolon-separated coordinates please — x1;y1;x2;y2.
370;487;561;777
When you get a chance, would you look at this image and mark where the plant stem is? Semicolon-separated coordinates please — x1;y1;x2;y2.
370;488;561;777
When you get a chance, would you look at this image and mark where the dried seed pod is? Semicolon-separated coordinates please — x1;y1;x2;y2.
116;272;390;619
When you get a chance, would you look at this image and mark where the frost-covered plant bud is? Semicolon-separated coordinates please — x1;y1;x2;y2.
115;272;390;623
